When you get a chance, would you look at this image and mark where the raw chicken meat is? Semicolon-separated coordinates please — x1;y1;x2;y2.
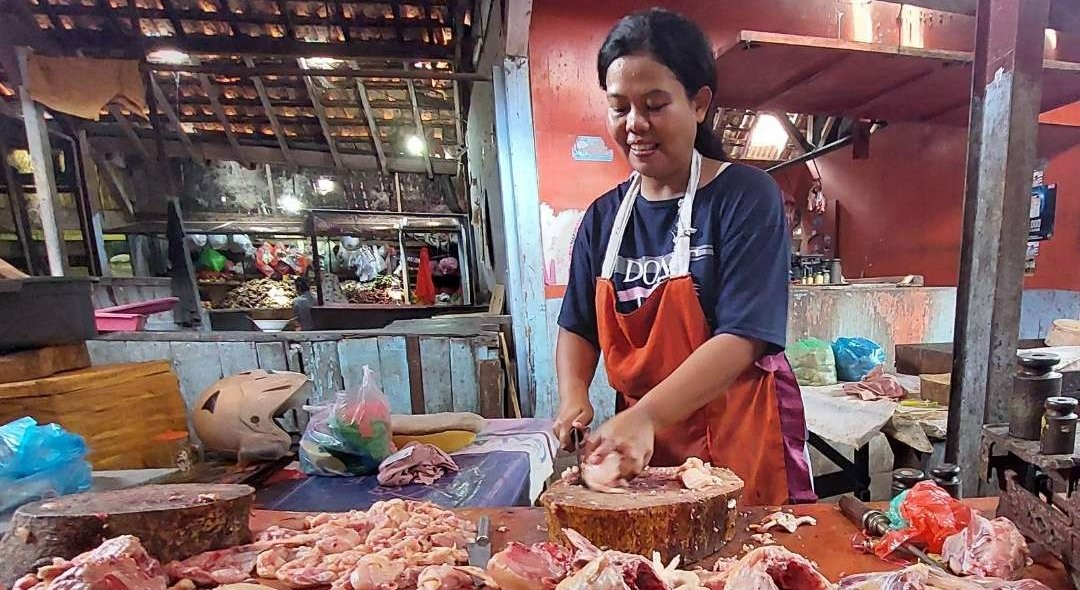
582;452;627;493
166;499;477;590
941;514;1030;580
706;546;833;590
486;541;573;590
843;366;906;401
13;536;168;590
837;564;1051;590
378;443;460;486
677;459;728;491
555;555;631;590
416;565;495;589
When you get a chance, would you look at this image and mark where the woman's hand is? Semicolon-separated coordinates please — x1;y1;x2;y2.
582;406;655;481
553;392;594;451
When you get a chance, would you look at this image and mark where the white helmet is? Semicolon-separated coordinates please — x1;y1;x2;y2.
193;370;311;462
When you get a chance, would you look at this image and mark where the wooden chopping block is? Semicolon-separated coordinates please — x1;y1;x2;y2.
0;484;254;586
0;343;91;385
540;466;743;563
919;373;951;405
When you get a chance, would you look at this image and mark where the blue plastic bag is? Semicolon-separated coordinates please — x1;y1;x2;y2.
0;417;92;511
833;337;887;381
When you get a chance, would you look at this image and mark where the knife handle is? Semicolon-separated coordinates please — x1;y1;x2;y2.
476;517;490;544
839;495;869;531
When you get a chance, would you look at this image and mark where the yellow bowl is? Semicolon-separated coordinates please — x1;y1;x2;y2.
393;430;477;454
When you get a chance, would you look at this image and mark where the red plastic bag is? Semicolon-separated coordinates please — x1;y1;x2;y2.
875;480;972;559
414;247;437;305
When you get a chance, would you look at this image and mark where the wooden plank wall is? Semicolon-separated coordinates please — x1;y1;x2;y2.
86;334;506;418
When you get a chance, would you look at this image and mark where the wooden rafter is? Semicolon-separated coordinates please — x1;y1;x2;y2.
769;112;813;154
107;103;152;161
406;77;433;177
89;149;136;216
818;116;837;147
199;73;246;165
245;57;294;167
301;67;345;169
146;63;490;81
148;75;202;163
355;79;388;174
157;0;186;38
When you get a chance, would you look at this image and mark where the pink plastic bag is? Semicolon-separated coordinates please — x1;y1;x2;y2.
875;481;972;559
942;513;1031;580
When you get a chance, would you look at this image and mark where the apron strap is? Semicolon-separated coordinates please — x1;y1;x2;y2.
599;173;642;280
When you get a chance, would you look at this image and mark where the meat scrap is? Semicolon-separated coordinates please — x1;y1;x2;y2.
711;546;833;590
677;458;729;491
941;514;1031;581
486;540;572;590
753;511;817;534
13;536;168;590
378;443;460;487
837;564;1050;589
581;452;628;493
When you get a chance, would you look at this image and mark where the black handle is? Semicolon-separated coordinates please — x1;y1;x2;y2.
839;495;869;530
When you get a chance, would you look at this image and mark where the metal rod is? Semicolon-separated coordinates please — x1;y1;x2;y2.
143;63;492;81
767;129;875;173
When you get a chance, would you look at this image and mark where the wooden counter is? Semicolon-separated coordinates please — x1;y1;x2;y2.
251;499;1072;588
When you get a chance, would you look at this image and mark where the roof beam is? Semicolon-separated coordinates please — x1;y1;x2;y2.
355;79;388;174
148;74;203;163
199;72;246;165
301;68;345;169
88;134;457;174
89;149;135;216
245;56;294;167
107;103;152;161
769;111;813;153
406;77;433;177
146;63;490;81
875;0;1078;34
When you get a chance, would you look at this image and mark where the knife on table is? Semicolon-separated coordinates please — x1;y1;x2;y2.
839;495;947;571
467;516;491;567
570;426;586;472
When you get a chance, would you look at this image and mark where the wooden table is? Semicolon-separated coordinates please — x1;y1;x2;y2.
252;499;1073;589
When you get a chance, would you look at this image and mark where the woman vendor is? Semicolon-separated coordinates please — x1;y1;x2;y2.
552;8;815;506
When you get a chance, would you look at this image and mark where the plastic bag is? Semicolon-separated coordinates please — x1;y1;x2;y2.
833;337;887;381
787;338;838;386
838;564;1051;590
942;513;1030;580
299;366;393;476
198;246;227;272
0;418;92;511
885;490;910;529
875;481;972;559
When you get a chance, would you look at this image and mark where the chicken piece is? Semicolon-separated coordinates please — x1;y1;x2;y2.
941;514;1030;580
275;547;338;588
756;511;817;534
677;458;728;490
37;536;168;590
256;546;302;579
313;526;364;554
554;555;630;590
719;546;832;590
581;452;628;493
347;554;407;590
486;541;573;590
416;565;497;589
12;573;45;590
837;564;1051;589
256;526;305;542
167;545;263;586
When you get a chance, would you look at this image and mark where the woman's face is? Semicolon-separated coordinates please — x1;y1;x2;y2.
605;54;711;180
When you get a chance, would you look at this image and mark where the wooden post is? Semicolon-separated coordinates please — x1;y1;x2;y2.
946;0;1051;495
72;130;108;276
17;47;67;276
166;198;207;330
0;132;39;274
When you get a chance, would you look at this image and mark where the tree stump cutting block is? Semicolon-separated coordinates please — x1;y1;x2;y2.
540;466;743;564
0;484;254;586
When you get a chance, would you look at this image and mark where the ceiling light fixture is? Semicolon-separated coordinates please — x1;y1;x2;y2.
280;195;304;214
748;114;790;153
146;49;191;65
315;177;337;195
405;134;426;156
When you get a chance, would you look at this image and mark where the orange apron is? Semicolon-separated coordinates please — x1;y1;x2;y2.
594;151;814;506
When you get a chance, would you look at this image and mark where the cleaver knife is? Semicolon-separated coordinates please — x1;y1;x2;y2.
467;516;491;567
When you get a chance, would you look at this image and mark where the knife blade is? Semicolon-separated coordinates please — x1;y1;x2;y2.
467;516;491;567
570;427;586;472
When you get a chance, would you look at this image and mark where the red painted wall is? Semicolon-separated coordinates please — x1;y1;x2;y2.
813;122;1080;290
528;0;1080;294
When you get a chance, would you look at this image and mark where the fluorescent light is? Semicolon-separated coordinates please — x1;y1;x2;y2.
315;177;336;195
405;135;426;156
749;114;790;152
301;57;342;70
280;195;304;214
146;49;191;65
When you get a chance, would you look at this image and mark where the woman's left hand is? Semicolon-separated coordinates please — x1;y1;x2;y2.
582;407;656;481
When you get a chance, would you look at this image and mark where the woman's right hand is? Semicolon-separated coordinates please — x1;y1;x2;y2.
553;393;594;452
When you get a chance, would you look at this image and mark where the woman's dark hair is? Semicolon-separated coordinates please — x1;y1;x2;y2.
295;276;310;293
597;8;728;161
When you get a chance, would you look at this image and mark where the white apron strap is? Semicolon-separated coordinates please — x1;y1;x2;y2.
599;173;642;280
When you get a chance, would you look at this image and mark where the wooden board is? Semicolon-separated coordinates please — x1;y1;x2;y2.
449;338;480;413
339;337;382;390
920;373;952;405
420;337;453;413
541;466;744;563
249;498;1072;589
0;484;254;587
0;343;90;384
0;361;189;470
377;336;411;413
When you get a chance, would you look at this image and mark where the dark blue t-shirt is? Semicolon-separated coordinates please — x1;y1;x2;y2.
558;163;789;353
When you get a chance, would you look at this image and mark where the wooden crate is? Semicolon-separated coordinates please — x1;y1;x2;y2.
0;361;189;470
919;373;951;405
0;343;91;384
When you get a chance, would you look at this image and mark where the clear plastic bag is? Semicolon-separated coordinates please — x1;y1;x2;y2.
833;337;887;381
0;417;92;511
787;338;838;386
299;366;393;476
875;481;972;559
